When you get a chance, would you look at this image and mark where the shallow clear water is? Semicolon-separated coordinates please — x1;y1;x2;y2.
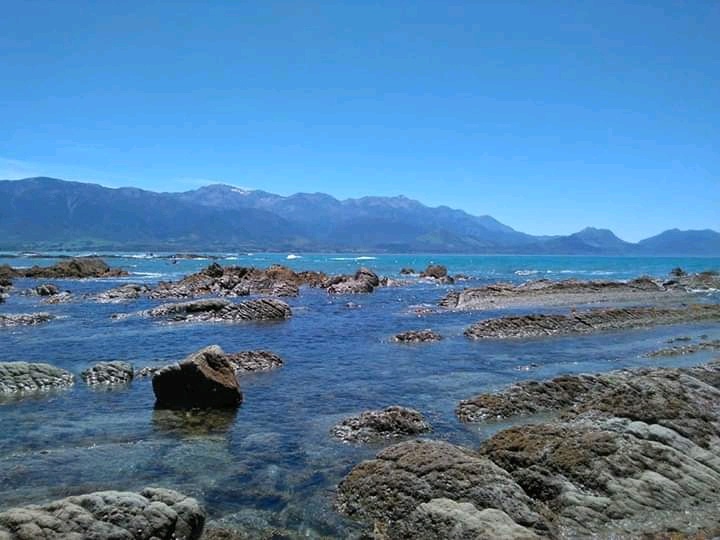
1;253;719;536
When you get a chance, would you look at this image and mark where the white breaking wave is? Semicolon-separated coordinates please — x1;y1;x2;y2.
287;254;302;260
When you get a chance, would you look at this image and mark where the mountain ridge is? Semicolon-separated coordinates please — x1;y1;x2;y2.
0;177;718;255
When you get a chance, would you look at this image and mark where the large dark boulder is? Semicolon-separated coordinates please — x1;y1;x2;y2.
327;267;380;294
152;345;242;408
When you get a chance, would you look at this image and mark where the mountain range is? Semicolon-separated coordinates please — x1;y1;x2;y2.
0;177;718;255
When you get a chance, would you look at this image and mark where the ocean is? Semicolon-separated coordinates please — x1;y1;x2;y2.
1;253;719;536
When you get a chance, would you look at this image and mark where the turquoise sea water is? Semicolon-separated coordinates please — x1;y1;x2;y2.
1;253;719;536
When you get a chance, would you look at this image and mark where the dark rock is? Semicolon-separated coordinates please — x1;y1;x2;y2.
0;362;74;395
224;350;283;374
152;345;243;408
327;267;380;295
93;283;150;303
0;487;205;540
81;361;134;385
150;263;326;299
122;298;292;323
392;329;442;343
464;304;720;340
331;406;431;443
399;267;416;275
4;258;127;279
34;283;59;296
670;267;687;277
0;313;55;327
336;439;547;534
43;292;73;304
421;264;448;279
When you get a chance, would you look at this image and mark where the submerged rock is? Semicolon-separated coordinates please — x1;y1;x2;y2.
152;345;243;408
150;263;327;299
392;329;442;343
331;406;431;443
0;487;205;539
81;361;134;385
123;297;292;323
464;304;720;340
336;439;547;534
646;339;720;357
93;283;150;303
399;267;416;275
0;313;55;327
0;362;74;396
2;257;127;279
327;267;381;295
441;277;681;311
224;350;284;374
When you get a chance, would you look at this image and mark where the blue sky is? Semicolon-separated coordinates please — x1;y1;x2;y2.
2;0;718;241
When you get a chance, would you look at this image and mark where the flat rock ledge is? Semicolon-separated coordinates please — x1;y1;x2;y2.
646;339;720;357
0;487;205;540
0;313;55;327
93;283;150;303
223;350;283;374
0;257;127;279
0;362;74;395
81;361;134;385
152;345;243;409
339;359;720;538
331;406;431;443
464;304;720;340
441;276;689;311
392;329;442;343
117;298;292;323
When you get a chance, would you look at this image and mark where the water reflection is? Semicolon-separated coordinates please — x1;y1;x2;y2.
152;407;238;438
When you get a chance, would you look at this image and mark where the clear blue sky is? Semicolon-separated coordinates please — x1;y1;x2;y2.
2;1;718;241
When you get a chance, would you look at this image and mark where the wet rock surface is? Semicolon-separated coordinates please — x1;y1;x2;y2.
327;267;381;294
93;283;150;303
464;304;720;340
0;258;127;279
152;345;243;408
441;277;688;311
224;351;284;374
0;313;55;327
121;298;292;323
0;362;74;396
336;439;547;534
392;329;442;343
0;487;205;540
331;406;431;443
34;283;59;296
81;361;134;385
151;263;327;299
420;264;454;284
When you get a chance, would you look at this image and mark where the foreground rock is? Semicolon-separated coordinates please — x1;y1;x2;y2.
0;487;205;539
442;277;686;311
93;283;150;303
464;304;720;340
392;329;442;343
153;345;243;408
0;362;74;396
120;298;292;323
0;257;127;279
331;406;431;443
336;439;547;534
340;360;720;538
81;361;134;385
327;267;381;294
0;313;55;327
151;263;327;299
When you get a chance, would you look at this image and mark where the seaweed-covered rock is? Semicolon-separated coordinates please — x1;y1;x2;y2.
336;439;547;534
0;313;55;327
464;304;720;340
0;487;205;539
0;362;74;396
152;345;242;408
331;406;431;443
392;329;442;343
81;361;134;385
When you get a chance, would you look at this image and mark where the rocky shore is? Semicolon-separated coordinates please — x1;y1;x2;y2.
441;273;719;311
117;298;293;323
0;487;205;539
0;257;127;280
464;304;720;340
338;359;720;538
